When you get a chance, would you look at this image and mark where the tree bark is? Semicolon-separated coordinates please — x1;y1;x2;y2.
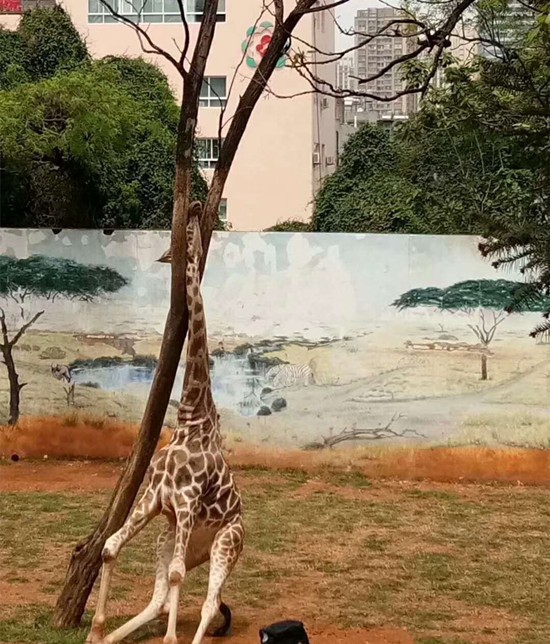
3;345;22;426
52;2;220;629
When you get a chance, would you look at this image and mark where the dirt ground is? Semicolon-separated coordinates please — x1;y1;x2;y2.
0;460;420;644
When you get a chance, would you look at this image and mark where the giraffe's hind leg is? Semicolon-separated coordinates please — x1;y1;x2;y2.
213;602;232;637
190;517;244;644
86;488;160;644
102;524;175;644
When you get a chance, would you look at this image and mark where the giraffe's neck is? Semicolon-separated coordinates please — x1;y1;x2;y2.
175;210;219;443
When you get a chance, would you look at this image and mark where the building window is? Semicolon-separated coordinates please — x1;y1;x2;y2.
197;138;222;169
219;198;227;223
88;0;225;24
187;0;225;22
200;77;227;108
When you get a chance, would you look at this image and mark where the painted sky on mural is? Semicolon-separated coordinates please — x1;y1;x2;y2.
0;229;534;339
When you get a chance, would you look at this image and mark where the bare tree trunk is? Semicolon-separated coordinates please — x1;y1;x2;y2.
480;352;488;380
52;3;220;628
1;344;22;426
0;308;44;426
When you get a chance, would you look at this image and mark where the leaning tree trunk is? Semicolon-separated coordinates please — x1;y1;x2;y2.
1;344;22;426
51;4;220;628
53;0;318;628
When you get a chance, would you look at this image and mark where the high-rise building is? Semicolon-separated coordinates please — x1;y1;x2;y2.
0;1;337;230
478;0;534;58
336;54;356;92
353;7;409;122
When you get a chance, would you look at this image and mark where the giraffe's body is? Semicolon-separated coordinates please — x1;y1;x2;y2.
86;202;244;644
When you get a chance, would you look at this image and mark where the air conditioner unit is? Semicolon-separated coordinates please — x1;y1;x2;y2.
325;156;335;166
312;152;321;165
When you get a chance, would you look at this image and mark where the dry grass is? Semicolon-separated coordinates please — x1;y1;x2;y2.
0;414;171;460
454;412;550;449
4;417;550;486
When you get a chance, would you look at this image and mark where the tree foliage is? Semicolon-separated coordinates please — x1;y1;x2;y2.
0;7;88;90
313;1;546;238
392;279;550;313
0;255;128;302
0;8;208;229
313;126;420;233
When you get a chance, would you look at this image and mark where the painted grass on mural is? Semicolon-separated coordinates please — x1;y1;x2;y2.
1;461;550;644
2;327;550;450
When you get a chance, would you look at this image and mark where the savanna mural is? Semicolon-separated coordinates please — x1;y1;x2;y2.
1;228;549;453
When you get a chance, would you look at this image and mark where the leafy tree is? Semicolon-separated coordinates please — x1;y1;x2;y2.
313;125;420;233
264;219;312;232
0;56;208;228
0;255;127;425
0;7;88;90
17;6;89;81
392;279;550;380
0;28;28;90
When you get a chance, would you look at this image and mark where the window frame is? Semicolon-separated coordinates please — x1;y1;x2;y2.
218;198;228;223
88;0;226;24
200;77;227;109
196;137;223;170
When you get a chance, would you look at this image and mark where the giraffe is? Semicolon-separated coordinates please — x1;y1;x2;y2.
86;202;244;644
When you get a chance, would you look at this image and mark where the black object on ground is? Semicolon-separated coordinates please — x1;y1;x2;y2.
259;620;310;644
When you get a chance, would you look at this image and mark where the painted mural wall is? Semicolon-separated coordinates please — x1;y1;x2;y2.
1;228;549;450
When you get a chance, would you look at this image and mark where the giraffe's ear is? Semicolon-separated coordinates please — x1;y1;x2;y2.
157;248;172;263
189;201;203;219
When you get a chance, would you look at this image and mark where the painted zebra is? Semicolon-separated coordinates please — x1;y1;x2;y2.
265;363;314;389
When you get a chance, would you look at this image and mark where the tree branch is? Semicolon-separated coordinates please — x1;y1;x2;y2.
9;310;45;347
98;0;184;74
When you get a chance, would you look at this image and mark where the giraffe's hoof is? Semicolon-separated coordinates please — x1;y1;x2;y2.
85;630;104;644
163;637;179;644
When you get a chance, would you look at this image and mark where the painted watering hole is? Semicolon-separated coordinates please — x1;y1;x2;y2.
71;353;278;416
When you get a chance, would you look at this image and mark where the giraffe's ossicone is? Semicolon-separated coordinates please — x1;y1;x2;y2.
86;201;244;644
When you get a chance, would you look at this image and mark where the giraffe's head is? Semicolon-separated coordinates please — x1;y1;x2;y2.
156;201;203;264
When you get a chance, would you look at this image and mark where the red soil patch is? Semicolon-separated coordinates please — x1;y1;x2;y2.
0;415;171;460
3;416;550;486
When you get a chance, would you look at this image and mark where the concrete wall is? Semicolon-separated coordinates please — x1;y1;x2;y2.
1;228;548;451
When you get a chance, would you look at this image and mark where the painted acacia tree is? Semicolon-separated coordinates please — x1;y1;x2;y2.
0;255;127;425
392;279;550;380
53;0;491;628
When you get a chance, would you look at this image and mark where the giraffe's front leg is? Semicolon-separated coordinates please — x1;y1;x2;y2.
86;560;114;644
86;489;159;644
163;504;198;644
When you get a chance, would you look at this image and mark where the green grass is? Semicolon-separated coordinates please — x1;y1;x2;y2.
2;467;550;643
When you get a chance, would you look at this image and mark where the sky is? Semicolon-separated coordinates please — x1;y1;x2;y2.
333;0;386;49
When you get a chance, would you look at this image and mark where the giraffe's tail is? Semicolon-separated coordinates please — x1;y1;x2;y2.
212;602;232;637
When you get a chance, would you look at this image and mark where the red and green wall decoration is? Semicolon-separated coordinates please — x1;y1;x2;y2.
241;21;289;69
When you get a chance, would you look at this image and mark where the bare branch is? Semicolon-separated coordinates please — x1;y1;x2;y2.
304;414;426;450
9;310;45;348
98;0;183;74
